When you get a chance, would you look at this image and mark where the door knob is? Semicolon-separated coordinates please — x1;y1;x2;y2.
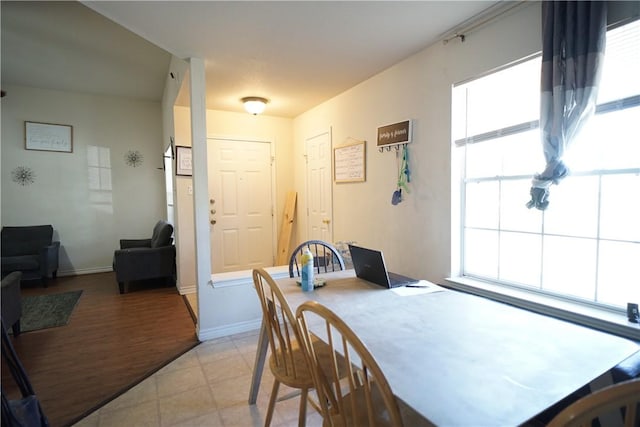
210;219;217;225
322;219;331;224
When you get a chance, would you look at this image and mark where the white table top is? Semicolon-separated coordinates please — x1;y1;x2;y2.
277;270;640;426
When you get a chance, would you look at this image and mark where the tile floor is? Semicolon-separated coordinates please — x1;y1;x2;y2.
73;329;323;427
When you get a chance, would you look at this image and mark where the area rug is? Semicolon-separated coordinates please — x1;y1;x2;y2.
19;290;83;333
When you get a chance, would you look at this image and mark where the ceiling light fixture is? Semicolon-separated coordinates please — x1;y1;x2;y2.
242;96;269;115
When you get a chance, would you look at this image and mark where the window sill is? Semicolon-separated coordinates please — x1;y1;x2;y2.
444;276;640;342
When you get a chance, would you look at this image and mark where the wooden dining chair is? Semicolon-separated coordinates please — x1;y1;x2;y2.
296;300;404;427
547;378;640;427
289;240;345;278
252;267;318;427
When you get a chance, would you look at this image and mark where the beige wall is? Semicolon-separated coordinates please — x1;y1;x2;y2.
172;106;294;291
179;2;544;339
1;84;166;274
293;2;541;284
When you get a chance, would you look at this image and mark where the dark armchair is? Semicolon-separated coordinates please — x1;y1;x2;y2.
1;272;23;336
113;220;176;294
1;225;60;287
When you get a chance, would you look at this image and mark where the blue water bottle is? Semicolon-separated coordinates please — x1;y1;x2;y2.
301;247;314;292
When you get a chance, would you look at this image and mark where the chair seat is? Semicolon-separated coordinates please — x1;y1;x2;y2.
269;334;340;389
326;385;390;427
269;341;315;390
2;255;39;272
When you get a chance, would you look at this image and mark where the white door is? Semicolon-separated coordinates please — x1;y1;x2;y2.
306;130;333;241
208;138;274;273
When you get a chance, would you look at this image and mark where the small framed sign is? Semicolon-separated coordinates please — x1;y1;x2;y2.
25;121;73;153
377;120;412;149
176;146;192;176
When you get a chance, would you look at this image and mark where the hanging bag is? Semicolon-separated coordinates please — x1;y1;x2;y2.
1;319;49;427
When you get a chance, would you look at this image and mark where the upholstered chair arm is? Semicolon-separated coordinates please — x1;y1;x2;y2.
1;271;23;334
120;239;152;249
39;241;60;278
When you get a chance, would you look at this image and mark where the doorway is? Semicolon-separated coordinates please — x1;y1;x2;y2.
164;145;174;225
305;129;333;242
207;137;275;273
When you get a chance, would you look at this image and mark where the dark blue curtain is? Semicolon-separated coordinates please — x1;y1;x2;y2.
527;1;607;210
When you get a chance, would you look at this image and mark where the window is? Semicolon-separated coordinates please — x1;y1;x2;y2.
452;20;640;311
87;145;113;214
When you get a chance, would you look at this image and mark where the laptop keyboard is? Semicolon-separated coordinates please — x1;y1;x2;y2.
388;272;419;287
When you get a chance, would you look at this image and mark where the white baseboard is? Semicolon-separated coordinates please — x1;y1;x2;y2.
58;267;113;277
178;284;197;295
197;318;262;341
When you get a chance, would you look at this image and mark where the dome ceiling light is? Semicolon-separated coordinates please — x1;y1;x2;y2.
242;96;269;115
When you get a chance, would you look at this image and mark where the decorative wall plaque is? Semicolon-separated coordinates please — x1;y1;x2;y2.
377;120;412;149
125;150;144;167
25;121;73;153
11;166;36;186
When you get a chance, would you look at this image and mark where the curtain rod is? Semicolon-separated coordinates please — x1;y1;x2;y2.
441;1;528;44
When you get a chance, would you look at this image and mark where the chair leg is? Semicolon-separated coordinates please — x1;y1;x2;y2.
12;320;21;337
298;387;308;427
118;282;125;294
265;379;280;427
166;275;175;287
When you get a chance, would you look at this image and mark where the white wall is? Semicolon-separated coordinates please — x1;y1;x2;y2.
293;2;541;285
1;85;166;274
168;2;542;338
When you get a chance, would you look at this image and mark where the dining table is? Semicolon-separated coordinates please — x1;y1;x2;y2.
248;269;639;426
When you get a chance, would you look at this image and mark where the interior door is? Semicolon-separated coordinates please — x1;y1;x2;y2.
208;138;274;273
306;130;333;242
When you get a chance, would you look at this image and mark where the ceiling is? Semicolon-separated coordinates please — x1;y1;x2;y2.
2;1;501;118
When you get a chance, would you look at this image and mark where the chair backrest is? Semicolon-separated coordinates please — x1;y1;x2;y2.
150;221;173;248
296;300;404;427
1;225;53;256
252;268;306;380
289;240;345;278
547;378;640;427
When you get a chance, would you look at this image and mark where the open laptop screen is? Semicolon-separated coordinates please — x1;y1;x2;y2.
348;244;418;288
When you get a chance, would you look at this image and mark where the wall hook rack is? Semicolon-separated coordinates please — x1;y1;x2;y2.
378;143;406;153
376;119;412;153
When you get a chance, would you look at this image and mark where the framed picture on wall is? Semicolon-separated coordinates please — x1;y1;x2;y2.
334;140;366;183
175;146;192;176
25;121;73;153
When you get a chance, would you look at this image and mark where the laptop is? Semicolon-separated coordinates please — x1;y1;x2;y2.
348;244;419;288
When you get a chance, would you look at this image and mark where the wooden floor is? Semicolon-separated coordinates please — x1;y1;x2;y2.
2;272;199;427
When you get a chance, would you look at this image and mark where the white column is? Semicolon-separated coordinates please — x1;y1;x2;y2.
188;57;213;338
